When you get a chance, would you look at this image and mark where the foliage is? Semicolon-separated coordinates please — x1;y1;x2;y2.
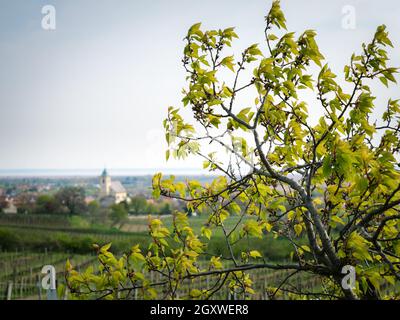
68;215;91;229
129;195;148;215
128;195;179;216
0;225;150;254
159;202;172;215
55;187;87;215
15;187;88;215
0;195;8;213
14;192;37;214
35;194;60;215
66;1;400;300
110;203;129;228
88;200;100;215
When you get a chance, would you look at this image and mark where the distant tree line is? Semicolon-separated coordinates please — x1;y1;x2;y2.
107;195;178;228
15;186;87;215
10;189;180;218
128;195;174;216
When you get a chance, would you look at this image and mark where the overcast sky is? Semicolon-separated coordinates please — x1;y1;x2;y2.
0;0;399;172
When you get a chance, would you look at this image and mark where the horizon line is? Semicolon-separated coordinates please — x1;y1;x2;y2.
0;167;217;177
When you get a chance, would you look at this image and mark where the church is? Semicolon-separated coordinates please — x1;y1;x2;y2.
98;169;128;206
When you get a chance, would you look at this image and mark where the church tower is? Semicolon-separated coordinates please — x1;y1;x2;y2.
99;168;111;197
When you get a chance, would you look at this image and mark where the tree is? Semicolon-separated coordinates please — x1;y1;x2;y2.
88;200;100;215
55;187;87;215
66;1;400;300
159;202;172;215
14;192;37;214
110;203;128;228
129;195;148;215
35;194;60;214
146;202;158;215
0;195;8;213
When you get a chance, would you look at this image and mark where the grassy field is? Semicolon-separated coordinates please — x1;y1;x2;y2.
0;216;294;260
0;225;151;254
124;213;295;261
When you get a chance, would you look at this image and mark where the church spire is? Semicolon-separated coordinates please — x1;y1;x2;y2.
101;168;108;177
100;168;111;197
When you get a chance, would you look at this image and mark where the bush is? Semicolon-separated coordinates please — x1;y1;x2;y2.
206;235;293;261
68;215;91;228
0;229;20;250
0;226;151;254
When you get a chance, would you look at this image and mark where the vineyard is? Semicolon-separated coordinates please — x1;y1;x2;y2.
0;214;398;300
0;247;320;300
0;250;96;300
0;213;298;300
0;214;149;300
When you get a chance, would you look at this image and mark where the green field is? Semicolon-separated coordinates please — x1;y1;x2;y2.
0;213;312;300
0;213;295;259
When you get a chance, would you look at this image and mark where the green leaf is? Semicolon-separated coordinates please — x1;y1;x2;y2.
220;56;235;72
188;23;202;36
190;289;202;298
210;256;223;269
331;215;345;225
379;76;389;87
244;220;263;238
65;259;72;272
100;243;112;253
201;226;212;240
294;224;302;236
249;250;262;258
267;0;287;30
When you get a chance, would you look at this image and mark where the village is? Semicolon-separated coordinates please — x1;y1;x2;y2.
0;169;188;217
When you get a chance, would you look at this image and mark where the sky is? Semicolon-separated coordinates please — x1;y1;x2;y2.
0;0;399;173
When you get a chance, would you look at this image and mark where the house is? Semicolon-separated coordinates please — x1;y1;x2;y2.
84;195;96;205
4;198;17;214
98;169;128;206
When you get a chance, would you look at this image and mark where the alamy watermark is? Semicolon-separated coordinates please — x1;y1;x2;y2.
341;5;356;30
341;264;356;290
41;264;58;300
41;5;56;30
